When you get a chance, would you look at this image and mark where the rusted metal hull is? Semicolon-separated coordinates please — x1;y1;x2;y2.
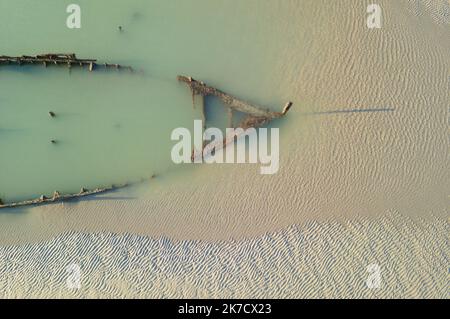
0;53;139;209
177;75;293;162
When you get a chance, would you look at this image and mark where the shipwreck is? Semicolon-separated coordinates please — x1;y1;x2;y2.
0;57;292;209
0;184;128;209
0;53;133;72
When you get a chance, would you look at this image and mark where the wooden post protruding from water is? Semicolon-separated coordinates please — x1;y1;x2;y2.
0;53;133;73
177;75;292;121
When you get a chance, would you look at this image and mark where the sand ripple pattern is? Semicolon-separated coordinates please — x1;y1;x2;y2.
0;213;447;298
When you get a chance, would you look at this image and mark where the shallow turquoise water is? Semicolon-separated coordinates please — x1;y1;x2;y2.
0;0;292;202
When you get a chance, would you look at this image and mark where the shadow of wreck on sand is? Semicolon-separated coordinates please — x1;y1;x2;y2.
301;108;395;116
